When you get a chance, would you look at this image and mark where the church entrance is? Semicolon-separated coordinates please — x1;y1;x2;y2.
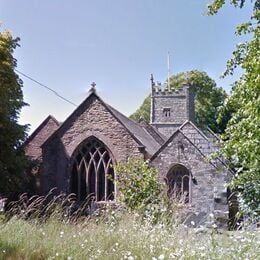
166;164;191;203
70;137;115;201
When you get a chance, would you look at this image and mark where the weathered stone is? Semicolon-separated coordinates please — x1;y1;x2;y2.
24;82;233;228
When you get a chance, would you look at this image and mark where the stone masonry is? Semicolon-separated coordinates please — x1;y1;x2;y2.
151;83;195;138
41;93;145;195
25;81;232;227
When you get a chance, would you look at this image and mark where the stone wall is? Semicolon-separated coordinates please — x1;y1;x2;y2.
151;130;229;227
150;85;195;138
42;95;144;194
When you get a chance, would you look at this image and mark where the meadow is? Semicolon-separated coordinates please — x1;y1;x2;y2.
0;206;259;260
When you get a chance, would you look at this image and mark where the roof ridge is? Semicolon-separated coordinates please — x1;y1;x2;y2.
41;91;160;156
179;120;209;141
150;129;218;169
23;115;60;147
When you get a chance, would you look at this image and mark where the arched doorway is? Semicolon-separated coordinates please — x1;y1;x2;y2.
166;164;191;203
70;137;115;201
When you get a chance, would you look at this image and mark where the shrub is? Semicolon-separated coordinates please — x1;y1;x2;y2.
115;158;186;224
115;157;163;211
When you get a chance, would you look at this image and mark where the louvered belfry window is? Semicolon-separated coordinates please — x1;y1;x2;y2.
71;137;115;201
166;164;190;203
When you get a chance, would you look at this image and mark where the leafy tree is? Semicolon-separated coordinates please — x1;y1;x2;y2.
208;0;260;218
130;95;151;123
0;30;28;197
115;158;163;211
130;70;228;133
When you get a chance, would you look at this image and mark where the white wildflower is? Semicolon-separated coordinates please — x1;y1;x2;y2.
212;223;218;229
158;254;165;260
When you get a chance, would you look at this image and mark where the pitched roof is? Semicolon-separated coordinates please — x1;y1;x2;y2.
42;90;161;156
23;115;60;148
150;129;210;163
150;122;232;172
179;120;219;155
23;115;60;160
138;118;167;145
106;104;161;155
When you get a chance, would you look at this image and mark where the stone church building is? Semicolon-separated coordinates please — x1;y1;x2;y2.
24;78;232;226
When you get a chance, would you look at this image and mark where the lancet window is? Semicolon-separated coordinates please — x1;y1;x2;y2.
166;164;191;203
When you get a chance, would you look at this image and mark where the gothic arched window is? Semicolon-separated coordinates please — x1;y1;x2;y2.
71;137;115;201
166;164;191;203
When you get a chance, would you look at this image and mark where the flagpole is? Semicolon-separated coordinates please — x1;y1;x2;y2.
167;51;170;90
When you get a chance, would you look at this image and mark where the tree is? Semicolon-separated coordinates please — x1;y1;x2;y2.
0;30;28;197
115;158;162;211
130;95;151;123
130;70;228;133
208;0;260;218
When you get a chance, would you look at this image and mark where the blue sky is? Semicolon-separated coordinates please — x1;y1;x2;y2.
0;0;252;133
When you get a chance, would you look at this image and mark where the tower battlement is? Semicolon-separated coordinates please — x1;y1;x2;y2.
150;79;195;138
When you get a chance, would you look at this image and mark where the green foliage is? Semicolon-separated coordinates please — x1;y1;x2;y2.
208;1;260;217
129;95;151;123
0;30;28;197
115;158;185;225
1;191;259;259
115;158;163;211
130;70;228;133
0;214;259;259
169;70;228;133
208;0;260;15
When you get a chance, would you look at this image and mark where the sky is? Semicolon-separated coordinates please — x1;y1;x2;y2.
0;0;253;134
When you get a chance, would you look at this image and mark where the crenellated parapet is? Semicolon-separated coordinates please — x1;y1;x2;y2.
150;75;195;138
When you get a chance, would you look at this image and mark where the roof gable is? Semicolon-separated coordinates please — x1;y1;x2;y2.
24;115;60;160
150;129;209;163
42;90;161;155
23;115;60;147
151;122;232;172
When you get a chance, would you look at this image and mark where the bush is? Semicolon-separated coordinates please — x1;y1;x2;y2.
115;158;163;211
115;158;186;224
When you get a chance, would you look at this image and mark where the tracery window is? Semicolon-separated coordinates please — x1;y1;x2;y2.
71;137;115;201
166;164;191;203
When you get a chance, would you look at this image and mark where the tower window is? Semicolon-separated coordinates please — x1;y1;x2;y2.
163;108;171;117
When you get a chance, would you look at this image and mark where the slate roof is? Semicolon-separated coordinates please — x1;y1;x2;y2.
23;115;60;160
40;90;162;156
138;118;167;145
104;103;162;156
150;120;232;172
149;128;211;163
23;115;60;148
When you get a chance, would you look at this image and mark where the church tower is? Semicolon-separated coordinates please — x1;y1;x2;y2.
150;75;195;138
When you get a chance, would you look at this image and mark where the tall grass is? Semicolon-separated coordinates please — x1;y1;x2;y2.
0;213;259;259
0;192;259;259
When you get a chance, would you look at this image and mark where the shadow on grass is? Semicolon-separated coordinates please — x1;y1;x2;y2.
0;239;47;260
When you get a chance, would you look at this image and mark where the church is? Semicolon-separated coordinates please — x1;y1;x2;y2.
24;77;232;226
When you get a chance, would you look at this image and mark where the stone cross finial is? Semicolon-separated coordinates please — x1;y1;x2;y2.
90;82;96;93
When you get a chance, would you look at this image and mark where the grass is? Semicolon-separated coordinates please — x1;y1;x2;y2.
0;191;259;259
0;212;259;260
